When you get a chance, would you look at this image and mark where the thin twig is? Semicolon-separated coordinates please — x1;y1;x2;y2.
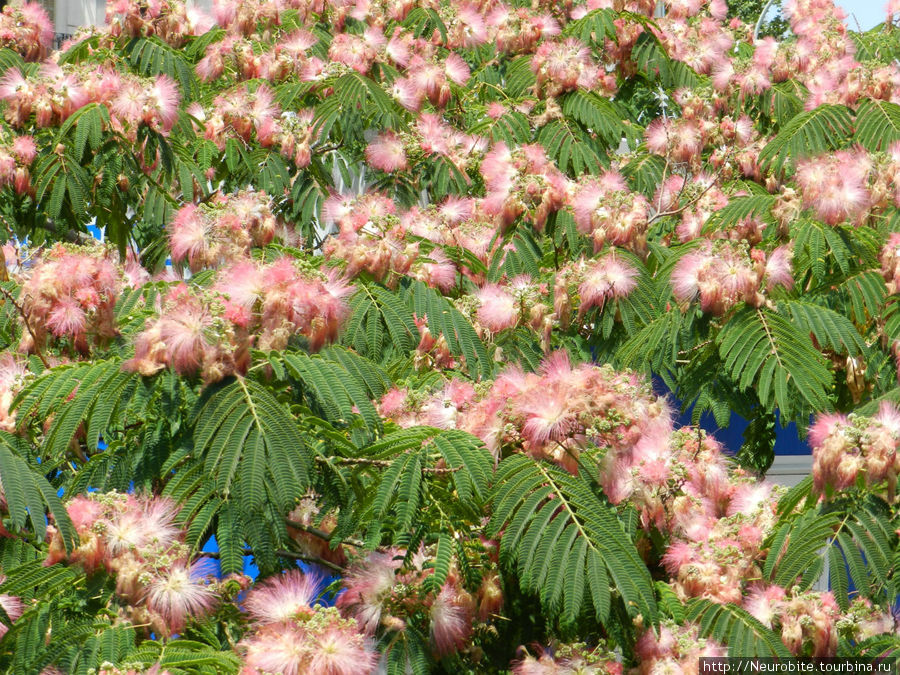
317;455;460;474
0;285;50;368
285;519;366;549
199;547;344;573
647;151;734;226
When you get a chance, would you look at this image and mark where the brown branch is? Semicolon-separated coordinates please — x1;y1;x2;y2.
285;519;366;549
647;152;734;226
0;285;50;368
199;547;345;573
317;455;460;474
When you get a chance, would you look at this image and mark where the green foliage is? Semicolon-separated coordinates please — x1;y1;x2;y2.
717;307;833;424
686;599;793;658
757;104;854;174
488;455;657;627
854;98;900;151
0;433;76;550
190;376;311;512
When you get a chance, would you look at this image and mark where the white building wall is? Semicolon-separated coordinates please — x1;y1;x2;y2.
45;0;213;36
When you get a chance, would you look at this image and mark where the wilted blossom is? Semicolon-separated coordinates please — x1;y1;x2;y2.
286;496;347;567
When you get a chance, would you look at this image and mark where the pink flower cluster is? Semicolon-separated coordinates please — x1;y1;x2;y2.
659;484;777;603
0;64;179;139
550;253;639;331
480;142;568;231
400;198;498;283
337;546;494;658
197;29;318;82
744;585;840;657
531;37;615;99
795;150;875;227
125;258;350;382
379;354;800;613
633;621;726;674
880;232;900;294
239;570;378;675
18;243;123;356
322;191;469;293
105;0;213;47
658;0;900;110
414;112;488;173
45;493;218;637
670;241;793;316
512;643;622;675
380;351;670;469
0;575;23;640
0;132;37;196
471;276;553;342
0;353;27;435
0;2;53;62
571;172;650;253
809;403;900;494
189;85;317;168
212;0;294;36
168;190;277;271
644;93;757;173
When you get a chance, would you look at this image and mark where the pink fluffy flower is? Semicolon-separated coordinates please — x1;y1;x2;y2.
444;53;471;86
148;75;180;132
579;254;639;311
145;558;218;635
242;621;311;675
365;131;408;172
429;584;474;656
476;285;518;333
104;496;181;556
0;590;22;640
245;570;322;625
46;297;87;338
305;622;379;675
765;246;794;291
337;551;403;634
168;204;209;269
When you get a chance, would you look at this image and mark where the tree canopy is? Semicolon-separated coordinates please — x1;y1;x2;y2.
0;0;899;672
